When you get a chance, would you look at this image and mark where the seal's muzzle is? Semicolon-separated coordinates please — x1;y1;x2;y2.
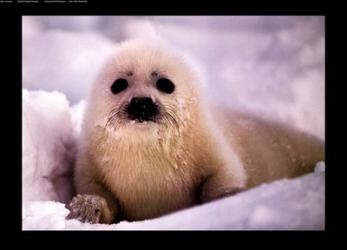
125;97;159;123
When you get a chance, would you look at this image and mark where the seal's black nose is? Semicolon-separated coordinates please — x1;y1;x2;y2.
126;97;159;122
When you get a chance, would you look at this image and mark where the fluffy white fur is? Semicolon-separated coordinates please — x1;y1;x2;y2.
67;40;324;224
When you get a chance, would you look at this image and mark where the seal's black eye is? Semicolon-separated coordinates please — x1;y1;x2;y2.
111;79;128;94
156;78;175;94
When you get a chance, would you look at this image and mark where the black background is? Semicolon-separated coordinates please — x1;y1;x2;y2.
0;0;340;245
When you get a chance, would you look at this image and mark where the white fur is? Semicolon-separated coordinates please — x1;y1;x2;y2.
71;39;324;223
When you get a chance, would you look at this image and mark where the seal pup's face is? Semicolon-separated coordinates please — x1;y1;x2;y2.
107;71;175;127
89;40;202;135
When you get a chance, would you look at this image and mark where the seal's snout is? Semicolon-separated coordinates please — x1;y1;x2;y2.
126;97;159;122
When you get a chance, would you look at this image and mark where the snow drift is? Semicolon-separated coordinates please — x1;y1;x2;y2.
22;89;75;204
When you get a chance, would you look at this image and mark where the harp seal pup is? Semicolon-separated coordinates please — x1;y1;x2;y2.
66;40;324;224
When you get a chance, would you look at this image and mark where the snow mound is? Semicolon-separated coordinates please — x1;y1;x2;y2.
22;89;76;204
22;163;325;230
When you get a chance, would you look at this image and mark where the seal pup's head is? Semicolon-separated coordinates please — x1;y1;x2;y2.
85;40;205;138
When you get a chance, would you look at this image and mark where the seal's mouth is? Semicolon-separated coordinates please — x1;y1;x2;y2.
105;98;179;130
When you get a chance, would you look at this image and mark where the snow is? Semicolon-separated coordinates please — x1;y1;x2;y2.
22;89;75;204
314;161;325;174
22;24;115;103
22;16;325;230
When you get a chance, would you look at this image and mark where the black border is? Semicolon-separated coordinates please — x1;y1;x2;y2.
0;2;337;238
0;0;327;15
